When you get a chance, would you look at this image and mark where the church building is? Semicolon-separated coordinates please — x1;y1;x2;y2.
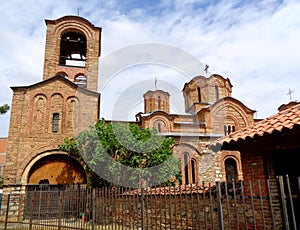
4;16;101;191
3;15;256;193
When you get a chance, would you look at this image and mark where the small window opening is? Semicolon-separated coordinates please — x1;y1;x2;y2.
158;96;161;110
52;113;59;133
191;159;196;184
59;32;87;67
215;85;219;100
74;75;87;88
57;72;68;79
158;123;161;132
228;125;231;135
224;125;236;135
197;87;201;102
184;153;190;184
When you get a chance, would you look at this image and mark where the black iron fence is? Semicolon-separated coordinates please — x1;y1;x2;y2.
0;175;299;229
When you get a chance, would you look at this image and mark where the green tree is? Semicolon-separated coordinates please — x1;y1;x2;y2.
0;104;10;114
59;119;181;188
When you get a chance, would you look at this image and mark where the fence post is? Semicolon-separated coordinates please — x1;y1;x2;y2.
141;187;145;230
4;194;10;230
92;189;95;230
58;191;63;230
286;175;297;230
278;176;290;230
216;182;224;230
29;193;33;230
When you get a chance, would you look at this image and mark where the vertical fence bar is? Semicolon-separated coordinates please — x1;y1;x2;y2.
190;185;194;229
4;194;10;230
184;184;188;229
278;175;290;230
114;187;117;230
216;182;224;230
225;181;231;229
159;187;163;230
232;180;239;230
169;185;172;230
58;191;63;230
150;188;153;230
202;181;207;230
178;186;182;230
119;187;123;230
29;193;33;230
92;189;95;230
249;181;257;230
145;188;148;230
258;180;266;230
209;182;214;230
267;179;276;230
173;185;177;230
241;181;248;230
196;183;201;230
141;187;145;230
104;187;107;228
286;175;297;230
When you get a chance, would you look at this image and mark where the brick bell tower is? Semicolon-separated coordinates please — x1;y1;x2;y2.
3;16;101;190
43;16;101;91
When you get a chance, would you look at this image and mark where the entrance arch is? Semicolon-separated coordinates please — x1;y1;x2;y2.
22;152;86;185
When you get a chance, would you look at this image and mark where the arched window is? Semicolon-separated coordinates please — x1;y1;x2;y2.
157;123;161;132
184;153;189;184
228;125;231;135
56;72;68;79
74;74;87;88
224;125;236;135
182;153;197;185
197;87;201;102
191;159;196;184
158;96;161;110
59;32;87;67
215;85;219;100
225;158;238;183
52;113;59;133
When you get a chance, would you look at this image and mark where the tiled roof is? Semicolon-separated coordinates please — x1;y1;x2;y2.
210;103;300;150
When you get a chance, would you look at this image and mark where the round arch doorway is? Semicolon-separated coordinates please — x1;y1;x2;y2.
27;154;87;185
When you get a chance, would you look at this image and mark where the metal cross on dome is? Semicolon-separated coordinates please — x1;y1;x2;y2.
287;88;294;101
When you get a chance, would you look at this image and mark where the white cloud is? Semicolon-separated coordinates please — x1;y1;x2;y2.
0;0;300;137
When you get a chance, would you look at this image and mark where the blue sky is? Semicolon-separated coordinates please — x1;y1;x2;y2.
0;0;300;137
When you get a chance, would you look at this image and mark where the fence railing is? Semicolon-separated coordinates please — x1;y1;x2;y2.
0;176;299;229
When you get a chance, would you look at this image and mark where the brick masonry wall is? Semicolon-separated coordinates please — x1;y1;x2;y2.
4;78;99;186
43;16;101;92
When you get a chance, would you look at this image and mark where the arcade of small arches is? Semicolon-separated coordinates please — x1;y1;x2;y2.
56;71;87;89
32;93;80;134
